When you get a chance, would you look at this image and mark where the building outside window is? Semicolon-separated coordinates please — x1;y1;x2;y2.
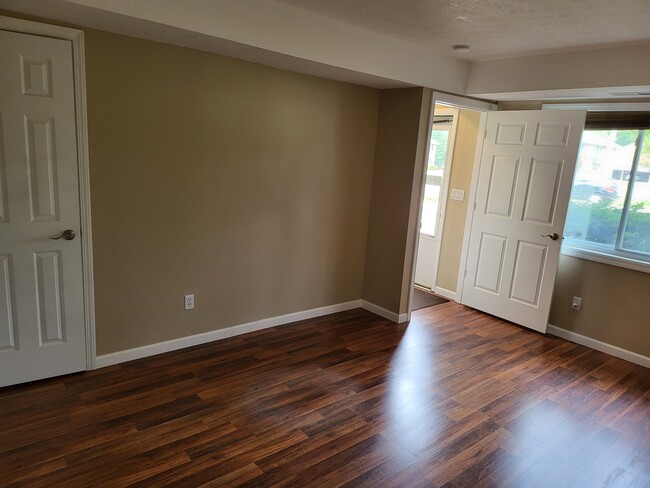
563;115;650;270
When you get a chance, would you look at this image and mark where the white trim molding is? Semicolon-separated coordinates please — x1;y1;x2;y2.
542;102;650;112
548;324;650;369
0;16;96;370
97;300;364;368
432;92;498;112
433;286;457;302
562;245;650;275
361;300;408;323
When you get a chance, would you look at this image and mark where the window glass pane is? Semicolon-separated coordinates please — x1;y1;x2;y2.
564;130;636;249
621;132;650;255
420;128;450;236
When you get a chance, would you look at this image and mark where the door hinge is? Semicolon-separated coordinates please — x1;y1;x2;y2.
473;202;477;211
464;269;467;278
484;129;488;139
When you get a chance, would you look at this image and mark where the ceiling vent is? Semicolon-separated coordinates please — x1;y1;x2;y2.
610;92;650;97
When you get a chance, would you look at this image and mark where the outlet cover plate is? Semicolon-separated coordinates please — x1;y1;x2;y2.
571;296;582;311
450;189;465;201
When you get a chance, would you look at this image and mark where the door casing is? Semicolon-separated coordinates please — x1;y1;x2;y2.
0;15;96;370
406;92;495;319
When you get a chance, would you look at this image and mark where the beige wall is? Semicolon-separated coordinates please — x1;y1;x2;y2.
435;108;481;293
362;87;431;314
551;255;650;357
81;30;379;354
467;44;650;99
499;101;650;357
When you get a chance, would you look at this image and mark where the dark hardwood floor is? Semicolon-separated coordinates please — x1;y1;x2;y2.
1;303;648;487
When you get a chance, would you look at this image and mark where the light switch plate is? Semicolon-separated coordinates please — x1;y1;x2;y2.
450;189;465;201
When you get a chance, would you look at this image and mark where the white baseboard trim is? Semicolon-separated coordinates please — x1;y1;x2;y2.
96;300;363;368
547;324;650;369
361;300;408;323
434;286;457;302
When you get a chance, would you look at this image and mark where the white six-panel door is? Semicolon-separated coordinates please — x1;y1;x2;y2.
461;110;586;333
0;29;86;387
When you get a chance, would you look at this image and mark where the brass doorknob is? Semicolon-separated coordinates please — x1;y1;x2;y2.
50;229;76;241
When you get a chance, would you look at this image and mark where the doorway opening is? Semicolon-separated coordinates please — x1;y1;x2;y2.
409;96;491;316
414;106;456;289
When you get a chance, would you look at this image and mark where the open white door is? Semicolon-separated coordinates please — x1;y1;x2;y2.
0;30;86;386
462;110;586;333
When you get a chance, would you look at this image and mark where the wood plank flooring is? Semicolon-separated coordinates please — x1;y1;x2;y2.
1;303;648;487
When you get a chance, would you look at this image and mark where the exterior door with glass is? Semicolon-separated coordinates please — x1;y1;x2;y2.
415;110;456;289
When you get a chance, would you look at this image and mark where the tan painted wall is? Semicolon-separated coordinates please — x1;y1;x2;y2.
499;101;650;358
362;87;431;314
435;109;481;293
79;30;379;354
551;255;650;357
467;44;650;98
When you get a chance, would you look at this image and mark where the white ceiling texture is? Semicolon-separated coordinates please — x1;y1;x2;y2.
1;0;649;100
277;0;650;61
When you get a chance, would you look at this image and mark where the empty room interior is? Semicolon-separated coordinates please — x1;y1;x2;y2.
0;1;649;486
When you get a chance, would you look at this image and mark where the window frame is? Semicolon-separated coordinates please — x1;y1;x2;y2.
543;103;650;274
420;116;454;238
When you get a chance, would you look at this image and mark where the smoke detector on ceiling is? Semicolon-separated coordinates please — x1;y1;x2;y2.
452;44;471;53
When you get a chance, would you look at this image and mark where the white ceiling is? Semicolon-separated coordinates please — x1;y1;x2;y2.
1;0;649;100
276;0;650;61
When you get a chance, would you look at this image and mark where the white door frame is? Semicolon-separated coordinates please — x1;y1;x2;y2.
0;15;96;369
406;92;496;319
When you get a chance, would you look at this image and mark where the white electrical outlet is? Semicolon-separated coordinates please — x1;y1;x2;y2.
571;296;582;311
184;294;195;310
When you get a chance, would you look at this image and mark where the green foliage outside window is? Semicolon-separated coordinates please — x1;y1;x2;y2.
566;200;650;254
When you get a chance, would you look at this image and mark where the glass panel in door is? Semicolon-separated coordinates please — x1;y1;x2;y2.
420;119;452;236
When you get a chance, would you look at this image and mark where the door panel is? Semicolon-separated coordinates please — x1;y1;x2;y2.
0;254;16;350
522;159;562;225
509;240;546;305
485;156;519;217
0;29;85;387
34;251;65;344
0;122;7;222
474;233;507;294
25;115;59;221
462;110;586;333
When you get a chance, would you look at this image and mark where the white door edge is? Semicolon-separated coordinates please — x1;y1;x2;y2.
0;15;96;370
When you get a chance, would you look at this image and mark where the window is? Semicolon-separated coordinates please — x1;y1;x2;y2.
563;117;650;271
420;116;452;237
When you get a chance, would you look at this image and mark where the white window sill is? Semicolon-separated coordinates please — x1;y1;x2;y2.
561;245;650;274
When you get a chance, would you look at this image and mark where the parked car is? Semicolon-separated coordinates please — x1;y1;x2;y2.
570;178;618;203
